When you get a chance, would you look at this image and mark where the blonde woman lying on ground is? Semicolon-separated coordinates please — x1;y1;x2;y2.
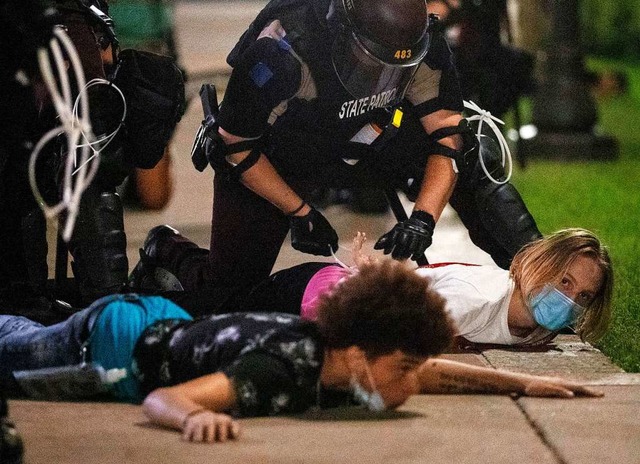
230;228;613;347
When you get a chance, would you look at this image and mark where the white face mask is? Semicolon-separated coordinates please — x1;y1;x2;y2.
350;361;386;412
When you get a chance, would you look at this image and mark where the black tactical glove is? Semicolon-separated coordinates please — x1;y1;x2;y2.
290;208;339;256
374;210;435;261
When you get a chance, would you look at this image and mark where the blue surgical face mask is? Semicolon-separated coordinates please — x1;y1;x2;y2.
529;284;585;331
350;363;386;412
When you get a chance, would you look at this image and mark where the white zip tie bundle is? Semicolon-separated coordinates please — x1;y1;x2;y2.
29;26;125;242
71;78;126;175
463;100;513;185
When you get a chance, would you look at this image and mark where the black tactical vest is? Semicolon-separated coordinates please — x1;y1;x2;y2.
227;0;396;147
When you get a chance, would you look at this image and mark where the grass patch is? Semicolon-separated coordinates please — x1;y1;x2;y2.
506;57;640;371
512;162;640;372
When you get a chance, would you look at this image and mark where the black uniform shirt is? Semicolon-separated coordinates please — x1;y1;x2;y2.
218;14;463;143
133;312;350;417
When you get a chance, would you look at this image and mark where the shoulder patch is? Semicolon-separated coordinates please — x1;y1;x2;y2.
250;62;275;88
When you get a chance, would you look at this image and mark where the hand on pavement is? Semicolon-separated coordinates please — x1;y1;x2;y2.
182;410;241;443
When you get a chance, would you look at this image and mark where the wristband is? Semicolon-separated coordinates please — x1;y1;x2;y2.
411;209;436;228
286;200;307;216
182;408;207;428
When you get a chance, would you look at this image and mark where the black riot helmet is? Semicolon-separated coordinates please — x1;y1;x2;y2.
329;0;431;100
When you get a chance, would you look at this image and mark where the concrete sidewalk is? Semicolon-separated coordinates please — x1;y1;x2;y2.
10;336;640;464
12;2;639;463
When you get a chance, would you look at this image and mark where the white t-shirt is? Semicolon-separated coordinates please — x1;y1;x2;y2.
415;264;526;345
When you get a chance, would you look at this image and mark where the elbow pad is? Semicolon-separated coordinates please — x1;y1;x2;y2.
190;83;262;180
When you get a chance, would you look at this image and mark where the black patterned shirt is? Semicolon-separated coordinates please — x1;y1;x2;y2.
132;312;343;416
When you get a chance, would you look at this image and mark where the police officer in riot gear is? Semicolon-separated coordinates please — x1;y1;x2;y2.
41;0;130;306
0;0;128;310
1;0;184;316
1;0;68;321
133;0;540;292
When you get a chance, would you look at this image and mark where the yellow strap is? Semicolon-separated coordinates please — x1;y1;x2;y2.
392;108;404;128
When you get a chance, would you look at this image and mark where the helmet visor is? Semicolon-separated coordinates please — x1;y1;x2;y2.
331;29;428;100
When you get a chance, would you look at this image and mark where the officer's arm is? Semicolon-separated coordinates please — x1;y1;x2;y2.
221;130;311;216
413;109;463;221
217;33;311;217
405;23;466;222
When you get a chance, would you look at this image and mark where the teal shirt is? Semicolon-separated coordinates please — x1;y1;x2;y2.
90;294;192;403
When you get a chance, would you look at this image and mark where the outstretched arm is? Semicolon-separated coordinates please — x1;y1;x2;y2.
418;357;603;398
142;372;240;443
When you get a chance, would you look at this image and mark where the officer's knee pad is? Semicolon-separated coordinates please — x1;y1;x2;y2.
458;134;506;187
475;182;542;258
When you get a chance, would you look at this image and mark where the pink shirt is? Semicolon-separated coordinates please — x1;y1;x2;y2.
300;266;352;321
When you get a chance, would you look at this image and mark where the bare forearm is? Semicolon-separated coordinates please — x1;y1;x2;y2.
220;128;309;216
418;358;603;398
242;155;311;216
414;155;457;221
416;110;462;220
143;388;206;431
142;373;238;431
419;358;532;395
235;153;310;215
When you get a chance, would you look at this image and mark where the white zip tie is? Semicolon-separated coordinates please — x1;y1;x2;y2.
329;244;355;269
463;100;513;185
29;27;126;242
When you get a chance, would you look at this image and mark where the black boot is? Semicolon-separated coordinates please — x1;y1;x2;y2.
128;225;185;292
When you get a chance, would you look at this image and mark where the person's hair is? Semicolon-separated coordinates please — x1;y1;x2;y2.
315;260;454;358
510;228;614;343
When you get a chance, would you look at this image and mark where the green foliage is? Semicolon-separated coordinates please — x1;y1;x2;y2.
580;0;640;58
507;58;640;371
109;0;174;47
511;161;640;372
